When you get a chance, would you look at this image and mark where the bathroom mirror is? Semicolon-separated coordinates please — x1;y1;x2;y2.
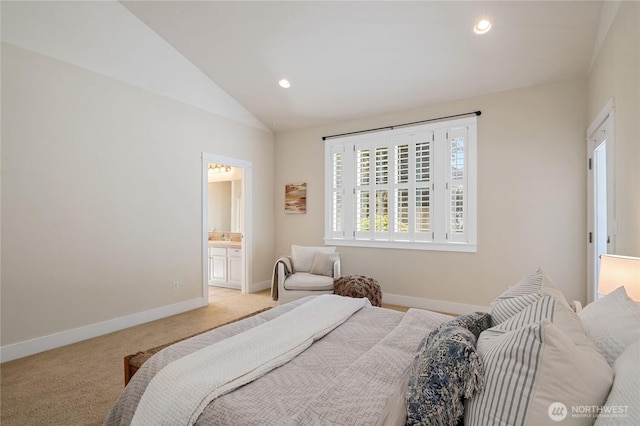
208;180;241;233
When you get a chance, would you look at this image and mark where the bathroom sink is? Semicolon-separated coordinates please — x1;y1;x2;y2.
208;240;241;248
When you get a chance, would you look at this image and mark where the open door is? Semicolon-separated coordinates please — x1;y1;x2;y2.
586;100;615;303
202;153;253;305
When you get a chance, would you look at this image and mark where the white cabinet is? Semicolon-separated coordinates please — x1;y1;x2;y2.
209;247;227;282
208;245;242;289
227;248;242;285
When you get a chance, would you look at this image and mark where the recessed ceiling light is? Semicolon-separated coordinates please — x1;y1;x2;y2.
474;19;492;35
278;79;291;88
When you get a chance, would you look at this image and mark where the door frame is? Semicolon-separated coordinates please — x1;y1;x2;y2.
202;152;253;304
586;98;615;303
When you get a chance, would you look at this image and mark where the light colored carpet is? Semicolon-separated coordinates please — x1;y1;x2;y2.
0;289;407;425
0;288;276;426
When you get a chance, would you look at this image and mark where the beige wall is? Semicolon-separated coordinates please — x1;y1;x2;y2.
275;78;588;306
1;43;275;346
3;2;637;353
587;1;640;257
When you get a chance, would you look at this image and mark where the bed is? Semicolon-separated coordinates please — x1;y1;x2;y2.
105;268;639;426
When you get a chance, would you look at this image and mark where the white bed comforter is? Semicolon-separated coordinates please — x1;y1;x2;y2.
130;294;369;426
105;296;451;426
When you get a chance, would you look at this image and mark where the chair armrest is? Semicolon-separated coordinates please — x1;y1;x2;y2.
277;256;293;287
333;257;341;278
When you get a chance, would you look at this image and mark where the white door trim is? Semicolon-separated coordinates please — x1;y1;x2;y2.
586;98;615;303
202;153;253;304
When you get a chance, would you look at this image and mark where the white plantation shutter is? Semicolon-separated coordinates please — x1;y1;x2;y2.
393;141;411;240
324;117;476;252
355;144;371;239
414;135;433;242
447;127;468;242
374;146;389;238
327;144;346;240
393;141;409;240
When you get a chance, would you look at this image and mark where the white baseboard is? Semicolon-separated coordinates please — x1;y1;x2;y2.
0;297;204;363
383;293;489;315
1;292;483;362
248;279;270;293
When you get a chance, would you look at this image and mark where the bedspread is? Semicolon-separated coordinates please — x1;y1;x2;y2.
105;297;451;426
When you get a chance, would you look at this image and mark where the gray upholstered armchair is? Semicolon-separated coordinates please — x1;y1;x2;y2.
272;245;341;304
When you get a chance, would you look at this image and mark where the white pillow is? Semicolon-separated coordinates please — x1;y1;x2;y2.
490;268;570;326
290;245;336;273
466;296;613;426
310;252;338;277
579;286;640;365
595;339;640;425
482;295;590;346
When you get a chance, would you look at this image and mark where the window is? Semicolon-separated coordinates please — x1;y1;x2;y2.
325;117;477;252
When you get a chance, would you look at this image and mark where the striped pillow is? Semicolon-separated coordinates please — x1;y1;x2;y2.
490;268;569;326
466;296;613;426
490;292;541;326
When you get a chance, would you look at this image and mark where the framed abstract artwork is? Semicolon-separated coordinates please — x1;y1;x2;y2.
285;183;307;214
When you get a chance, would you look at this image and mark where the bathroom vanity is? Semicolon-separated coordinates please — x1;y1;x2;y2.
208;241;242;289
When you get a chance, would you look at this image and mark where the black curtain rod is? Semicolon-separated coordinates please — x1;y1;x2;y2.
322;110;481;141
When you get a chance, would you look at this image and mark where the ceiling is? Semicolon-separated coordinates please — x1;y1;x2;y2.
122;1;604;133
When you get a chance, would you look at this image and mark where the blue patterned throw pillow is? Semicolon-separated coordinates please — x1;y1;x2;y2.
438;312;491;339
405;312;490;426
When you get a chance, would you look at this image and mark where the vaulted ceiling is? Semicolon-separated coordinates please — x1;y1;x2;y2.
122;1;604;132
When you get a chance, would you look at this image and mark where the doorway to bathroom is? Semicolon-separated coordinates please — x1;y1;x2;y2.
586;99;615;304
202;153;253;305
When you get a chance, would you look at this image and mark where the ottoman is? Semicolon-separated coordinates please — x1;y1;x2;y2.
333;275;382;307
